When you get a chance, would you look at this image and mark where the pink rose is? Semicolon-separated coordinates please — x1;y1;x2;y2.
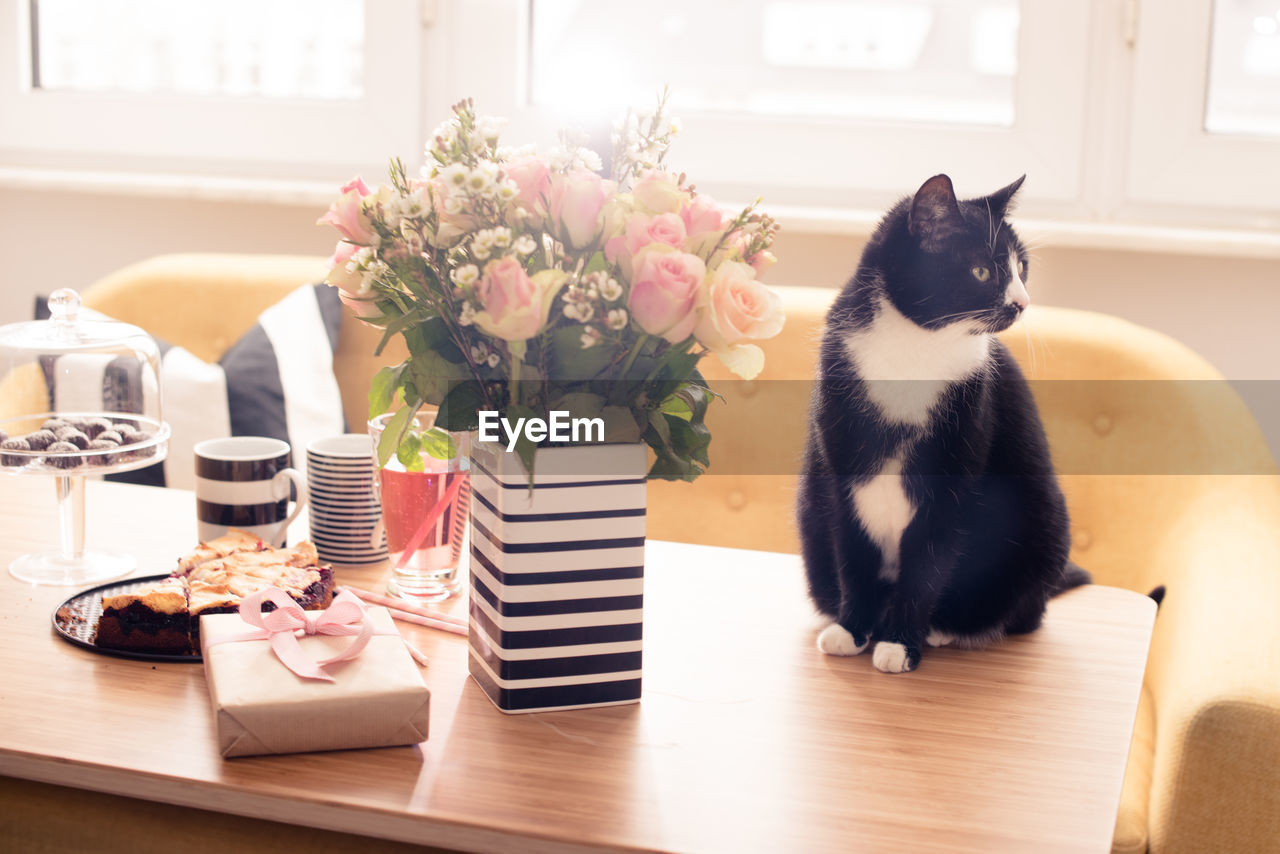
626;212;687;255
504;155;552;210
605;212;688;278
694;261;786;380
323;240;364;293
338;289;382;320
324;241;383;319
472;258;569;341
424;177;477;248
631;169;688;214
316;176;376;244
680;194;726;237
627;249;707;344
749;249;777;276
548;169;615;249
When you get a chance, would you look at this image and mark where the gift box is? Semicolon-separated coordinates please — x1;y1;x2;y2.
200;590;430;758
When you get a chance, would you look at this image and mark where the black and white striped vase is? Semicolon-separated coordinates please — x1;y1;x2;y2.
467;441;646;714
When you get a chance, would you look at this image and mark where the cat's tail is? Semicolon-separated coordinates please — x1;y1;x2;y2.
1056;562;1168;609
1051;561;1092;596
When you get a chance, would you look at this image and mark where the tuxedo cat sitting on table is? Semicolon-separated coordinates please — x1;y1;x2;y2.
798;173;1089;674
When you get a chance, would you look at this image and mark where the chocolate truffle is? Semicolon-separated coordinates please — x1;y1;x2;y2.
1;437;31;467
44;441;81;469
24;429;57;451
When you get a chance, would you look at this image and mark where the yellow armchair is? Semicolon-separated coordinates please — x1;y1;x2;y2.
24;253;1280;853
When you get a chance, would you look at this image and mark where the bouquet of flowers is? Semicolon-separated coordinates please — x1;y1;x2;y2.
318;96;783;480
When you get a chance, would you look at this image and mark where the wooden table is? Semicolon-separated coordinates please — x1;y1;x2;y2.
0;478;1155;854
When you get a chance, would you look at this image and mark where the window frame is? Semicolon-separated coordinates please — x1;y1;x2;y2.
0;0;423;182
1125;0;1280;215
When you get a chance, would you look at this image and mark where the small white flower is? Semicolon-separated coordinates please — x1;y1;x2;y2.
399;190;428;219
442;196;463;216
599;277;623;301
513;235;537;256
450;264;479;286
606;308;629;331
547;148;574;172
457;301;476;326
562;302;594;323
400;226;424;254
475;115;506;142
497;181;518;202
440;162;469;188
580;326;601;349
486;352;500;368
470;344;486;362
492;228;512;249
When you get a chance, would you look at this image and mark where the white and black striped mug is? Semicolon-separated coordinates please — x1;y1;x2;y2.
193;437;308;547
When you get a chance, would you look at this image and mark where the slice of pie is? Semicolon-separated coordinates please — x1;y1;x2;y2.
93;532;336;655
95;576;192;654
176;528;270;573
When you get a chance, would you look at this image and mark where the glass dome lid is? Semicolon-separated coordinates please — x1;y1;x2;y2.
0;288;170;587
0;287;169;475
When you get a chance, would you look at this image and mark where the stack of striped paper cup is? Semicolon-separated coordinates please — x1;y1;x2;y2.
306;434;387;565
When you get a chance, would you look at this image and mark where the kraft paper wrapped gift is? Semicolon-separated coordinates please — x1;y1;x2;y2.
201;599;430;758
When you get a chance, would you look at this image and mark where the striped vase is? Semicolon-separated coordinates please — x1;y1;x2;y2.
467;441;646;714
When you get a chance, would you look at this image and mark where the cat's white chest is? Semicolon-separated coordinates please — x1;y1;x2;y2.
849;456;914;581
842;299;991;425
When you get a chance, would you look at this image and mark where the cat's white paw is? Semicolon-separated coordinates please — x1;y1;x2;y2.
872;641;917;673
817;623;868;656
925;629;955;648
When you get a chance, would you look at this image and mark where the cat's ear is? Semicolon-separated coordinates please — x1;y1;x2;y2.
909;174;964;248
986;174;1026;219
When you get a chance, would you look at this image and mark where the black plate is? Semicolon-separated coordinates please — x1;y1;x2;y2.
52;574;202;663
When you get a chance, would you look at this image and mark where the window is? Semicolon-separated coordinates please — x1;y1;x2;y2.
0;0;421;181
445;0;1091;210
1126;0;1280;218
2;0;1278;231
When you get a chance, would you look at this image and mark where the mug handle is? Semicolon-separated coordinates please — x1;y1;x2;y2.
271;467;309;545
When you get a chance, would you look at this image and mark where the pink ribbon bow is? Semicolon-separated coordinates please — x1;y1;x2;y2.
210;587;377;682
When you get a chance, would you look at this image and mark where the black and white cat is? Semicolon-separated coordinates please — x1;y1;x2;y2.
797;173;1088;674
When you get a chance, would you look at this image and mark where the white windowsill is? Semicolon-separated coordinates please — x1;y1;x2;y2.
4;165;1280;260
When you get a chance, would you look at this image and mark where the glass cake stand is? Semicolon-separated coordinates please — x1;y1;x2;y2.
2;412;170;585
0;287;171;586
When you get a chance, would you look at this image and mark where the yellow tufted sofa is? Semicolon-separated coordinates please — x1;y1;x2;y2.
5;253;1279;854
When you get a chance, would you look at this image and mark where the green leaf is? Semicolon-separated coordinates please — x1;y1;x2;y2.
436;381;488;432
658;393;693;422
368;365;406;421
407;349;469;406
667;413;711;468
373;309;422;357
403;316;464;364
377;403;420;468
601;406;642;444
645;409;673;451
551;326;613;380
396;431;425;472
583;251;609;275
550;392;605;422
646;453;699;482
420;427;458;461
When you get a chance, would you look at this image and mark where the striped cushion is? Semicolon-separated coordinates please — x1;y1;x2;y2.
35;284;345;490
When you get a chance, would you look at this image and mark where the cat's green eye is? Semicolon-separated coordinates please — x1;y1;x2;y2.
1018;260;1028;278
971;265;991;283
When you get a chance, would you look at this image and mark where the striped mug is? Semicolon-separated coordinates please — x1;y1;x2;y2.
193;437;308;547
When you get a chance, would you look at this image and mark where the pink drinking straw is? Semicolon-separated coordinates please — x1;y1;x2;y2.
394;472;465;571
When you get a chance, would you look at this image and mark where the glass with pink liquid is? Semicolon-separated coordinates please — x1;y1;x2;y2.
369;411;470;603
